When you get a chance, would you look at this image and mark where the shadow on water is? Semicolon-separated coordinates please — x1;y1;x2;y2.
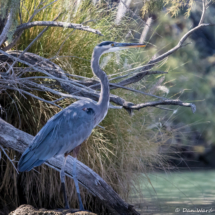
131;170;215;215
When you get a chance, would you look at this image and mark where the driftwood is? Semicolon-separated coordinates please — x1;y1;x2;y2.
0;118;139;215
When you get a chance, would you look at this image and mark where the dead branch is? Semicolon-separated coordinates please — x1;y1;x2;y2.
124;100;196;113
139;17;153;43
0;51;196;113
0;118;139;215
199;0;206;25
0;9;13;47
0;50;98;97
79;71;167;90
3;13;101;51
15;21;103;36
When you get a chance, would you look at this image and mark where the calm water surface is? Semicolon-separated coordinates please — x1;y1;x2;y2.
131;170;215;214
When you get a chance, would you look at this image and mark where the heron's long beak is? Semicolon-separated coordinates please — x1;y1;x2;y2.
117;43;146;49
103;42;146;54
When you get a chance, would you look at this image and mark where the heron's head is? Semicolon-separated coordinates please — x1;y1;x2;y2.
94;41;146;56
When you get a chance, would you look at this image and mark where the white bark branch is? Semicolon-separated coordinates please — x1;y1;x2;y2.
0;9;13;46
115;0;132;25
15;21;103;36
199;0;206;25
139;17;153;44
127;99;196;113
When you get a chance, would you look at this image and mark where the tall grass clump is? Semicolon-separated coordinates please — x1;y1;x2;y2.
0;0;177;213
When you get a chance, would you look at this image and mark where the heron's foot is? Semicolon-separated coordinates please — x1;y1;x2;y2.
64;199;70;209
64;204;70;210
77;208;91;213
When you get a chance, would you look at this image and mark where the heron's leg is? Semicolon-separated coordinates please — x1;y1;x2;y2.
73;145;84;211
60;156;70;209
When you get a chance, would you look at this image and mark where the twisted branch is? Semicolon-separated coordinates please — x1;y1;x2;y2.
15;21;103;36
0;50;196;113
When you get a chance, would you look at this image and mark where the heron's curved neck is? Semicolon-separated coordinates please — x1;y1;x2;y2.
91;50;109;122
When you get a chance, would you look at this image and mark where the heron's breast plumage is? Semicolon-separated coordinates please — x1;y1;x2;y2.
55;107;94;155
18;100;96;172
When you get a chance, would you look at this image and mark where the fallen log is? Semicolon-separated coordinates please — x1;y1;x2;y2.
0;118;139;215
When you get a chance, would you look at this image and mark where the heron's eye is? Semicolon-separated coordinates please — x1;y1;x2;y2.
82;108;95;115
111;43;114;47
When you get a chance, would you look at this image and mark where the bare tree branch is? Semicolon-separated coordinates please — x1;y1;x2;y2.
79;71;167;90
199;0;206;25
124;99;196;113
15;21;103;36
139;17;153;43
0;9;13;47
0;51;196;113
115;0;132;25
0;50;99;96
3;13;101;51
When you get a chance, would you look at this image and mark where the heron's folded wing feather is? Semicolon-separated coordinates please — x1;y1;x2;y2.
18;106;94;172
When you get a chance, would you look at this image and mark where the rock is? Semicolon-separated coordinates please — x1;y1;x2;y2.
9;205;97;215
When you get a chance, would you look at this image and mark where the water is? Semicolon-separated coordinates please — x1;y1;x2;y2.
131;170;215;214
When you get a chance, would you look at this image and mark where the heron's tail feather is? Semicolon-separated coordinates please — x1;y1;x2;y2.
18;149;45;172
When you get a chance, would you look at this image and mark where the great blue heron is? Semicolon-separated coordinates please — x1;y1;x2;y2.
18;41;146;211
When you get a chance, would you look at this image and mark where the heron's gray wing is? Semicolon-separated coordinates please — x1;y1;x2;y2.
18;105;94;172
